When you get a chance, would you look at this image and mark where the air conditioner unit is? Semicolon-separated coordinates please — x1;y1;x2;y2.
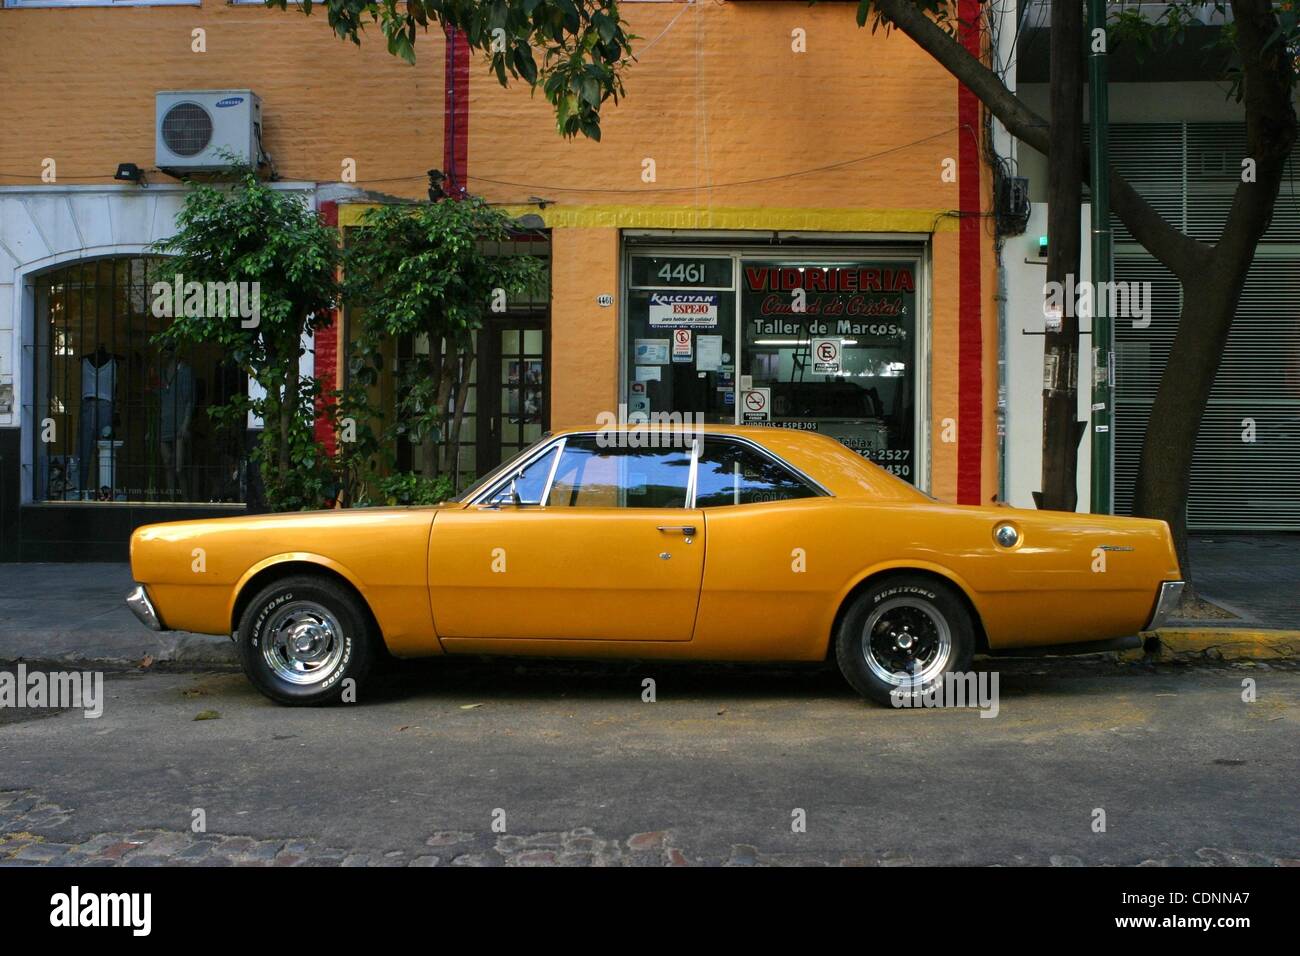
155;90;264;173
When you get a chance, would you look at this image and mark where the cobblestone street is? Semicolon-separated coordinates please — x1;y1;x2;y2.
2;659;1297;867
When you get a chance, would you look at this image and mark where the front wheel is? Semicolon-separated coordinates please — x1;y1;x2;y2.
835;576;975;707
236;575;374;706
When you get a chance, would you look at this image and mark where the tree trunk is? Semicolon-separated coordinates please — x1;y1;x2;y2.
426;338;457;481
869;0;1295;590
1134;0;1296;581
1038;0;1086;512
1132;275;1236;581
281;348;299;500
444;348;475;489
422;340;446;480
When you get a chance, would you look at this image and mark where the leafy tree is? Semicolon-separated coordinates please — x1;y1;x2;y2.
859;0;1298;580
279;0;1300;582
268;0;634;140
151;171;344;511
344;197;544;490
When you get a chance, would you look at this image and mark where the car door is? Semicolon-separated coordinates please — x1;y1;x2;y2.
691;436;846;660
428;434;704;642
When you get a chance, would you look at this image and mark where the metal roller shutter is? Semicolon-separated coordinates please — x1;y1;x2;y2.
1106;123;1300;530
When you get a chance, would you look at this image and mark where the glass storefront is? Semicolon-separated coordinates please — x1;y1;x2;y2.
624;248;922;484
624;255;736;425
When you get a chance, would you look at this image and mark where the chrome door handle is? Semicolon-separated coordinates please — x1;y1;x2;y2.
657;525;696;536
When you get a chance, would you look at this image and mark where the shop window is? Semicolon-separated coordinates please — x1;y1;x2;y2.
623;250;920;484
547;436;691;508
694;438;818;507
740;259;918;482
32;258;246;503
625;255;736;425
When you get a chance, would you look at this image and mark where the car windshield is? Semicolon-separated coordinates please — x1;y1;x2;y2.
453;435;552;503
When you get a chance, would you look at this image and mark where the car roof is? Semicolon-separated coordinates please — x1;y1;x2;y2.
548;424;925;501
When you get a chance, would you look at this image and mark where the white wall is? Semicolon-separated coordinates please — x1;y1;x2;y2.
1003;202;1095;510
0;181;319;502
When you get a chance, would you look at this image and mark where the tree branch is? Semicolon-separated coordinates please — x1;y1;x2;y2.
871;0;1213;277
1215;0;1299;267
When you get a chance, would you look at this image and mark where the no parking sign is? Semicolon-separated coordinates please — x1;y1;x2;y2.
812;337;841;374
671;328;693;363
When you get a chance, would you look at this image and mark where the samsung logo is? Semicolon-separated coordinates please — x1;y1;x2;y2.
214;96;244;108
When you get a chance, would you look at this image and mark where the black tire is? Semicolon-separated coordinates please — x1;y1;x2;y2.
236;574;374;706
835;575;975;707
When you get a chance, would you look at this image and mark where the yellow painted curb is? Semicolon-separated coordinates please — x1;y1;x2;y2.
1120;628;1300;662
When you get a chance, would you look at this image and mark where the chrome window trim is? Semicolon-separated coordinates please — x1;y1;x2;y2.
469;437;566;507
694;433;833;505
551;432;696;509
685;435;702;509
469;430;830;509
540;436;566;506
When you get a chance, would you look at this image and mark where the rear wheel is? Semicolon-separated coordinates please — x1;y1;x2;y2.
835;575;974;706
236;575;374;706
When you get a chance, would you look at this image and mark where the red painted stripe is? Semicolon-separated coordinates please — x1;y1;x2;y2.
443;25;471;198
956;0;983;505
314;200;339;458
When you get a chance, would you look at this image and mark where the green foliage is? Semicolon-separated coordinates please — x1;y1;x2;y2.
267;0;635;140
1107;2;1298;99
151;170;344;511
374;471;456;506
343;197;544;491
343;199;540;489
857;0;957;37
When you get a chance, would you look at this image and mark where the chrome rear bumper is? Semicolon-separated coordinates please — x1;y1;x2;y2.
126;585;167;632
1144;580;1185;631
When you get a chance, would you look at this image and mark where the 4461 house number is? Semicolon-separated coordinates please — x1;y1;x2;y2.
657;262;708;283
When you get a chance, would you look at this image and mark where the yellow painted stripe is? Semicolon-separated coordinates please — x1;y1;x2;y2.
339;202;957;234
1123;628;1300;661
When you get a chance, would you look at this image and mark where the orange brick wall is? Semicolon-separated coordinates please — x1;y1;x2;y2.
2;0;1000;502
0;4;445;189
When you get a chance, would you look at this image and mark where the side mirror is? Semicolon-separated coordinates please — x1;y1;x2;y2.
509;470;524;506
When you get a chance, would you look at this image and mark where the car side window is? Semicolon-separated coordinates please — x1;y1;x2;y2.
487;445;558;505
694;438;819;507
546;436;692;508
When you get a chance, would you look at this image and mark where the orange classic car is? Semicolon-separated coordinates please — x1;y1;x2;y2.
127;426;1184;706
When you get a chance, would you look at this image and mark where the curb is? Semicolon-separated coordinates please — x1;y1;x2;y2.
1123;628;1300;663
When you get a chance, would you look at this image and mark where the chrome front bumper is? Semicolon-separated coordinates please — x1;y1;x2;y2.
1144;580;1185;631
126;585;167;632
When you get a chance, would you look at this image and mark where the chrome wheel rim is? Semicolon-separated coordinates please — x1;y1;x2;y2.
862;597;952;688
261;601;346;686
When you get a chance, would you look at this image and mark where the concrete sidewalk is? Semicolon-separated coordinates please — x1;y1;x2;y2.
0;563;236;665
0;533;1296;666
1174;534;1300;628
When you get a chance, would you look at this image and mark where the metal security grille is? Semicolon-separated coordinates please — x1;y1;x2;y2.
161;103;214;157
31;257;247;504
1108;123;1300;531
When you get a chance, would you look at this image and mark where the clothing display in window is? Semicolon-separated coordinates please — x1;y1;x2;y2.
34;257;248;504
159;357;195;498
78;347;120;496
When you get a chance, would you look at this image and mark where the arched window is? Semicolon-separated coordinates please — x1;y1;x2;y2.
33;257;246;503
